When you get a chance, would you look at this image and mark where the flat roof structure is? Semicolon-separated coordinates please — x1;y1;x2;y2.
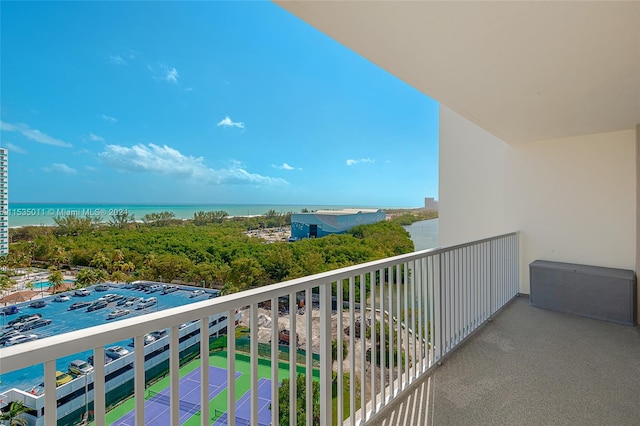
290;208;385;240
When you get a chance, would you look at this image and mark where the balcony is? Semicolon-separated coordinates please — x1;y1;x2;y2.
0;233;519;425
366;294;640;426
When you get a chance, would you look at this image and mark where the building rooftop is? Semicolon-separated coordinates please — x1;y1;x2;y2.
304;208;382;216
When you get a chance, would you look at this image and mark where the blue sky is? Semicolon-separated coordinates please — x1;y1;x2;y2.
0;1;438;207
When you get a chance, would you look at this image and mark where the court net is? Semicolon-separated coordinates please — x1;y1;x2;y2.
146;389;200;414
212;409;270;426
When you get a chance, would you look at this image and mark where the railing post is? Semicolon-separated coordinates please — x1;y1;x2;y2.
44;359;56;426
305;288;313;426
319;282;332;426
250;305;258;426
134;335;145;426
227;310;236;426
271;297;279;426
94;346;106;426
289;292;297;426
433;253;442;361
170;325;180;426
200;317;210;426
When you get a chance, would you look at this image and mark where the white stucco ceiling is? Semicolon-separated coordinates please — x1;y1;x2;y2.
275;1;640;144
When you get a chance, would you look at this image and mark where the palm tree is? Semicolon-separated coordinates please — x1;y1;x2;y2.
90;252;111;271
0;275;15;295
93;269;109;283
51;246;69;270
75;269;96;288
0;401;29;425
48;267;64;294
110;250;125;273
110;271;128;283
0;254;8;271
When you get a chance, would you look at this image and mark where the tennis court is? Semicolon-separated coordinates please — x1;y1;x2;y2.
103;351;318;426
212;377;273;426
112;365;240;426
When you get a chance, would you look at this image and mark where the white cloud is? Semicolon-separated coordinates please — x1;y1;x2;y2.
272;162;302;171
185;87;194;92
109;55;126;65
3;142;27;154
99;143;288;186
85;166;98;172
217;116;245;129
165;67;179;83
346;158;375;166
100;114;118;123
85;133;104;142
109;50;136;65
150;64;180;83
0;121;72;147
43;163;77;174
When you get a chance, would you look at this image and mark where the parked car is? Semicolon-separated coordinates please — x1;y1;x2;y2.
29;300;46;309
88;355;114;366
189;290;205;298
4;334;38;346
105;346;129;359
22;318;52;331
69;301;92;311
56;371;73;386
74;289;91;297
0;329;20;345
161;285;178;294
12;315;42;330
53;294;71;302
68;359;94;376
136;297;157;310
1;306;20;315
8;313;41;327
87;300;108;312
149;329;168;340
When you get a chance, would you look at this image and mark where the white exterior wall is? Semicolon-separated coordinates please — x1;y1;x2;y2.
440;107;636;293
439;106;510;246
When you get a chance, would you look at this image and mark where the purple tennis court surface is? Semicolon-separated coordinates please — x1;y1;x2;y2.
212;377;272;426
113;366;241;426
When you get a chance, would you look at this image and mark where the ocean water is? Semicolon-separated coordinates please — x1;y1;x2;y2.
5;203;404;227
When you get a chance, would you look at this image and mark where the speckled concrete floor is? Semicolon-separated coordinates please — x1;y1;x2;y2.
366;295;640;426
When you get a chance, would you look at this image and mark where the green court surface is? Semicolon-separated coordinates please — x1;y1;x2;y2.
101;351;319;426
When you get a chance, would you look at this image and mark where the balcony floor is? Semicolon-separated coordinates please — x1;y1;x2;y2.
367;295;640;426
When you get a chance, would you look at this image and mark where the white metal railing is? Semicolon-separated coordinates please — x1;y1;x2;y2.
0;232;518;426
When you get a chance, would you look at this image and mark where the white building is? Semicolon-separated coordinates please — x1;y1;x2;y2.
0;148;7;255
424;197;438;211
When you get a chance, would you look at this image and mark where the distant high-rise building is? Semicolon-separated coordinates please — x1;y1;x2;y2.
0;148;7;255
424;197;439;211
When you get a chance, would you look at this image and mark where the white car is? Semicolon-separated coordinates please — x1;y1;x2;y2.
5;334;38;346
136;297;157;310
53;294;71;302
105;346;130;359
